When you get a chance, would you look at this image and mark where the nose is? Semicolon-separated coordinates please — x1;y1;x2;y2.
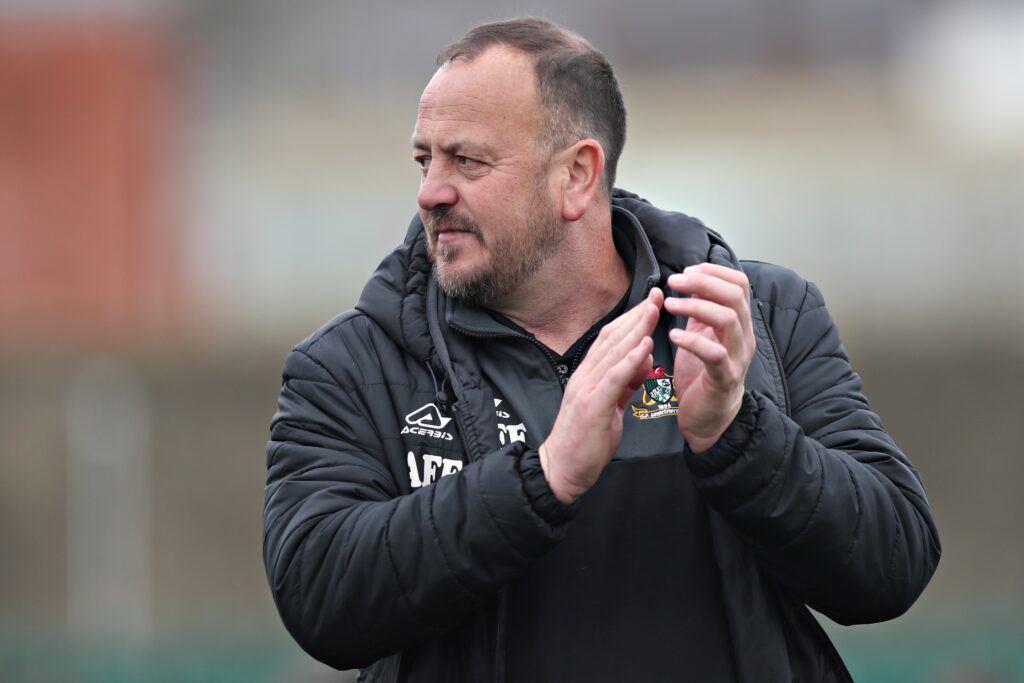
417;162;458;212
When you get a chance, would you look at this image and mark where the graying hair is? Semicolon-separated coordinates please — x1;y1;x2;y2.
438;17;627;196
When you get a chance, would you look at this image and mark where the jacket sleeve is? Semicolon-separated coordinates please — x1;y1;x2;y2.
262;341;574;670
685;278;940;625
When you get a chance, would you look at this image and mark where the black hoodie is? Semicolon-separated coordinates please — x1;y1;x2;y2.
263;190;940;681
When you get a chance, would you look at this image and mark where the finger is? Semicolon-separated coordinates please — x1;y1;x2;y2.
617;352;653;411
680;263;749;290
664;296;736;329
592;335;654;412
630;351;654;389
590;295;655;353
575;287;660;384
664;297;745;355
666;271;751;338
608;288;662;335
669;328;736;384
580;297;659;376
605;288;662;340
666;272;747;313
647;287;664;309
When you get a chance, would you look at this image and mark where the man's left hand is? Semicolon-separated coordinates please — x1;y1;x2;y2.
664;264;756;454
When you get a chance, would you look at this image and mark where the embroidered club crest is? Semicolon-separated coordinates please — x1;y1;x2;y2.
644;368;675;404
631;366;679;420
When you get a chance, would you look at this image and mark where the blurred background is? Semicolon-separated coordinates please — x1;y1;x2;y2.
1;0;1022;681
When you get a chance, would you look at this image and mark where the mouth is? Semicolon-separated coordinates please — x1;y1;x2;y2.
435;228;473;244
425;208;481;248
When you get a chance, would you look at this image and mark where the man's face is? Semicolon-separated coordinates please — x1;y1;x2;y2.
413;46;564;306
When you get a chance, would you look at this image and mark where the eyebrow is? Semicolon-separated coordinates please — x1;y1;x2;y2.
411;137;493;159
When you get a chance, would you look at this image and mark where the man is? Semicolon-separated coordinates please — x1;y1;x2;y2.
263;17;940;682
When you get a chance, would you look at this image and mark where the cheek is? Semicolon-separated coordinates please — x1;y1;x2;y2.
464;168;546;227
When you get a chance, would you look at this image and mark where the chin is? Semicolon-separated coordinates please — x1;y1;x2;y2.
437;262;481;287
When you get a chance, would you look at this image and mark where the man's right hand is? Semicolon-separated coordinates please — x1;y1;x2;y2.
539;288;663;504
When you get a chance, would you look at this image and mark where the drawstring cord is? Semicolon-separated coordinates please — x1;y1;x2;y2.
425;360;450;412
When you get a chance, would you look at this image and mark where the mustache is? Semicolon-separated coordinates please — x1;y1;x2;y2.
425;208;482;238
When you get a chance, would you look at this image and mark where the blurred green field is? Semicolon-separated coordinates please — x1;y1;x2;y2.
3;609;1023;683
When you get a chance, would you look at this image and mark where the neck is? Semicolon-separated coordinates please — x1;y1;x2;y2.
489;211;629;355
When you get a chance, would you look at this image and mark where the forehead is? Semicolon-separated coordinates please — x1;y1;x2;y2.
414;46;542;149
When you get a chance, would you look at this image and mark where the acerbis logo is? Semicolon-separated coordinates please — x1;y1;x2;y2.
402;403;453;441
405;403;451;429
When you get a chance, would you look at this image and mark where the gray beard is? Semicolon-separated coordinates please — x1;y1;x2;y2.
425;201;563;308
432;246;504;307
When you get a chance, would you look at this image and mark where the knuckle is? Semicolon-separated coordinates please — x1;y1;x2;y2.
727;282;745;301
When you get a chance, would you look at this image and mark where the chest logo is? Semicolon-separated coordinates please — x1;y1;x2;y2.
494;398;527;445
408;451;463;488
402;403;454;441
630;366;679;420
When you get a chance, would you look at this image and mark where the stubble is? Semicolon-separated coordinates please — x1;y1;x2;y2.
425;186;563;307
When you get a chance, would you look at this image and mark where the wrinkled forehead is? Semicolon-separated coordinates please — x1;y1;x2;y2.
415;46;543;139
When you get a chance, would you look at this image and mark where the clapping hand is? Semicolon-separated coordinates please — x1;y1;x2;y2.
664;264;756;453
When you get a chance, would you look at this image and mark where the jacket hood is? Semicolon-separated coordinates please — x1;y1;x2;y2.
354;189;736;356
610;189;737;278
355;214;435;362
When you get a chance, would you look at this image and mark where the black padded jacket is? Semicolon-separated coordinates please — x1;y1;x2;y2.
263;190;941;682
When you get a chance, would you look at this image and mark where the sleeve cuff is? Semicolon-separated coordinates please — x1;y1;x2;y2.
685;391;759;477
516;447;579;526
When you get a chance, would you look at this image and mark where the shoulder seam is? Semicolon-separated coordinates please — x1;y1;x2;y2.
303;310;369;355
294;348;344;388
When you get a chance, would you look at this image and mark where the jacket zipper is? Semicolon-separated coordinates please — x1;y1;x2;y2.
568;327;600;376
443;325;561;683
448;402;478;462
444;327;563;466
447;325;567;387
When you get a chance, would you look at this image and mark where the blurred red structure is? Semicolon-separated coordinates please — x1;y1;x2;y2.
0;19;181;353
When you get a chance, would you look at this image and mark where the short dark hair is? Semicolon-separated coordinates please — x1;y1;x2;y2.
438;17;627;196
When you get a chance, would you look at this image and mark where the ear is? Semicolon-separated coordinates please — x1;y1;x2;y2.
558;139;605;222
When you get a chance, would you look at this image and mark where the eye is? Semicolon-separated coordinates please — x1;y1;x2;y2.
455;155;483;171
414;155;431;173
